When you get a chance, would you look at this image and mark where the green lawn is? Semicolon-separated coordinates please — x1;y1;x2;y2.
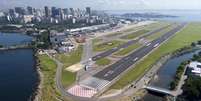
114;43;142;56
56;45;83;67
93;40;124;52
121;30;150;40
119;22;170;40
145;24;176;41
92;38;103;45
106;32;123;37
122;26;143;33
106;26;144;37
61;70;77;87
38;55;62;101
96;58;111;66
110;23;201;89
56;45;83;88
106;22;167;38
144;21;169;30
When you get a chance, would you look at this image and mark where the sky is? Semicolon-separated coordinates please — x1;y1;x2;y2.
1;0;201;10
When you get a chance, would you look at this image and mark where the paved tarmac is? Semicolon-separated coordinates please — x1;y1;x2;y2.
93;23;186;81
92;24;172;61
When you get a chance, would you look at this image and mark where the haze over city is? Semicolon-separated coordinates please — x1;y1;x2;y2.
1;0;201;10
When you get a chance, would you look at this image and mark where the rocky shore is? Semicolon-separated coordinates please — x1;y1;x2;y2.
32;51;43;101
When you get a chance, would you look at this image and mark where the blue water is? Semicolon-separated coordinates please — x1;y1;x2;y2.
105;9;201;22
143;50;201;101
0;33;38;101
0;49;39;101
151;50;200;89
0;32;33;47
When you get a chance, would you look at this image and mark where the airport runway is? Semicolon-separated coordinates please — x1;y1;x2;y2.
92;24;172;61
93;23;186;81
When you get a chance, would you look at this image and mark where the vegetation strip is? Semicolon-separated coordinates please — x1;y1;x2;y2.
170;61;189;90
38;55;62;101
114;43;141;56
93;40;124;52
145;24;176;41
121;30;149;39
96;58;111;66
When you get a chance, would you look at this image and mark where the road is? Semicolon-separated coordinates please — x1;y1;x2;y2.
92;24;172;61
93;23;186;81
46;53;94;101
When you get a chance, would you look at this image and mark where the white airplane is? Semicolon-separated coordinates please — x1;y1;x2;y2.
146;43;151;46
154;43;159;47
133;57;138;61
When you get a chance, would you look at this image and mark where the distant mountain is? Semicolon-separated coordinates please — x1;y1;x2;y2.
121;13;178;18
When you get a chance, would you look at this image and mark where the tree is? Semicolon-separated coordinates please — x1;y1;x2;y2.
179;76;201;101
197;40;201;45
191;42;196;47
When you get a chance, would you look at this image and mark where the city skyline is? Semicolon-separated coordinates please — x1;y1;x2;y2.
1;0;201;11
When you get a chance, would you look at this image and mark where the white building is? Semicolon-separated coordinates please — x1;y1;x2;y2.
23;15;34;23
188;61;201;76
69;24;110;34
57;45;74;53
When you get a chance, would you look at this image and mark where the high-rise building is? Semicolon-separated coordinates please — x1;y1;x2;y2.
58;8;63;20
9;9;15;17
15;7;25;15
86;7;91;15
69;8;74;16
51;7;57;18
44;6;50;17
33;8;36;15
63;8;68;15
27;6;33;15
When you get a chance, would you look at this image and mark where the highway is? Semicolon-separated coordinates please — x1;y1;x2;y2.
92;24;172;61
93;23;186;81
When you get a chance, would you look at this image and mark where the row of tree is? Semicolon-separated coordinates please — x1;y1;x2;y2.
170;61;189;90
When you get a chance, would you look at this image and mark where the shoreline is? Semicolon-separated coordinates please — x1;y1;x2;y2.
32;51;43;101
140;46;201;99
0;46;33;51
0;48;41;101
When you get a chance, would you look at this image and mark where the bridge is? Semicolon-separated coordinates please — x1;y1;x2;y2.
144;86;177;96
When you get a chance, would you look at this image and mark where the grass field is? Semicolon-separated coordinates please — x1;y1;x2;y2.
144;21;169;30
106;26;144;37
106;32;123;37
119;22;170;40
121;30;150;40
93;40;124;52
145;24;176;41
122;26;144;33
92;38;103;45
114;43;142;56
106;22;167;38
56;45;83;87
110;23;201;89
56;45;83;67
38;55;62;101
61;70;76;87
96;58;111;66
